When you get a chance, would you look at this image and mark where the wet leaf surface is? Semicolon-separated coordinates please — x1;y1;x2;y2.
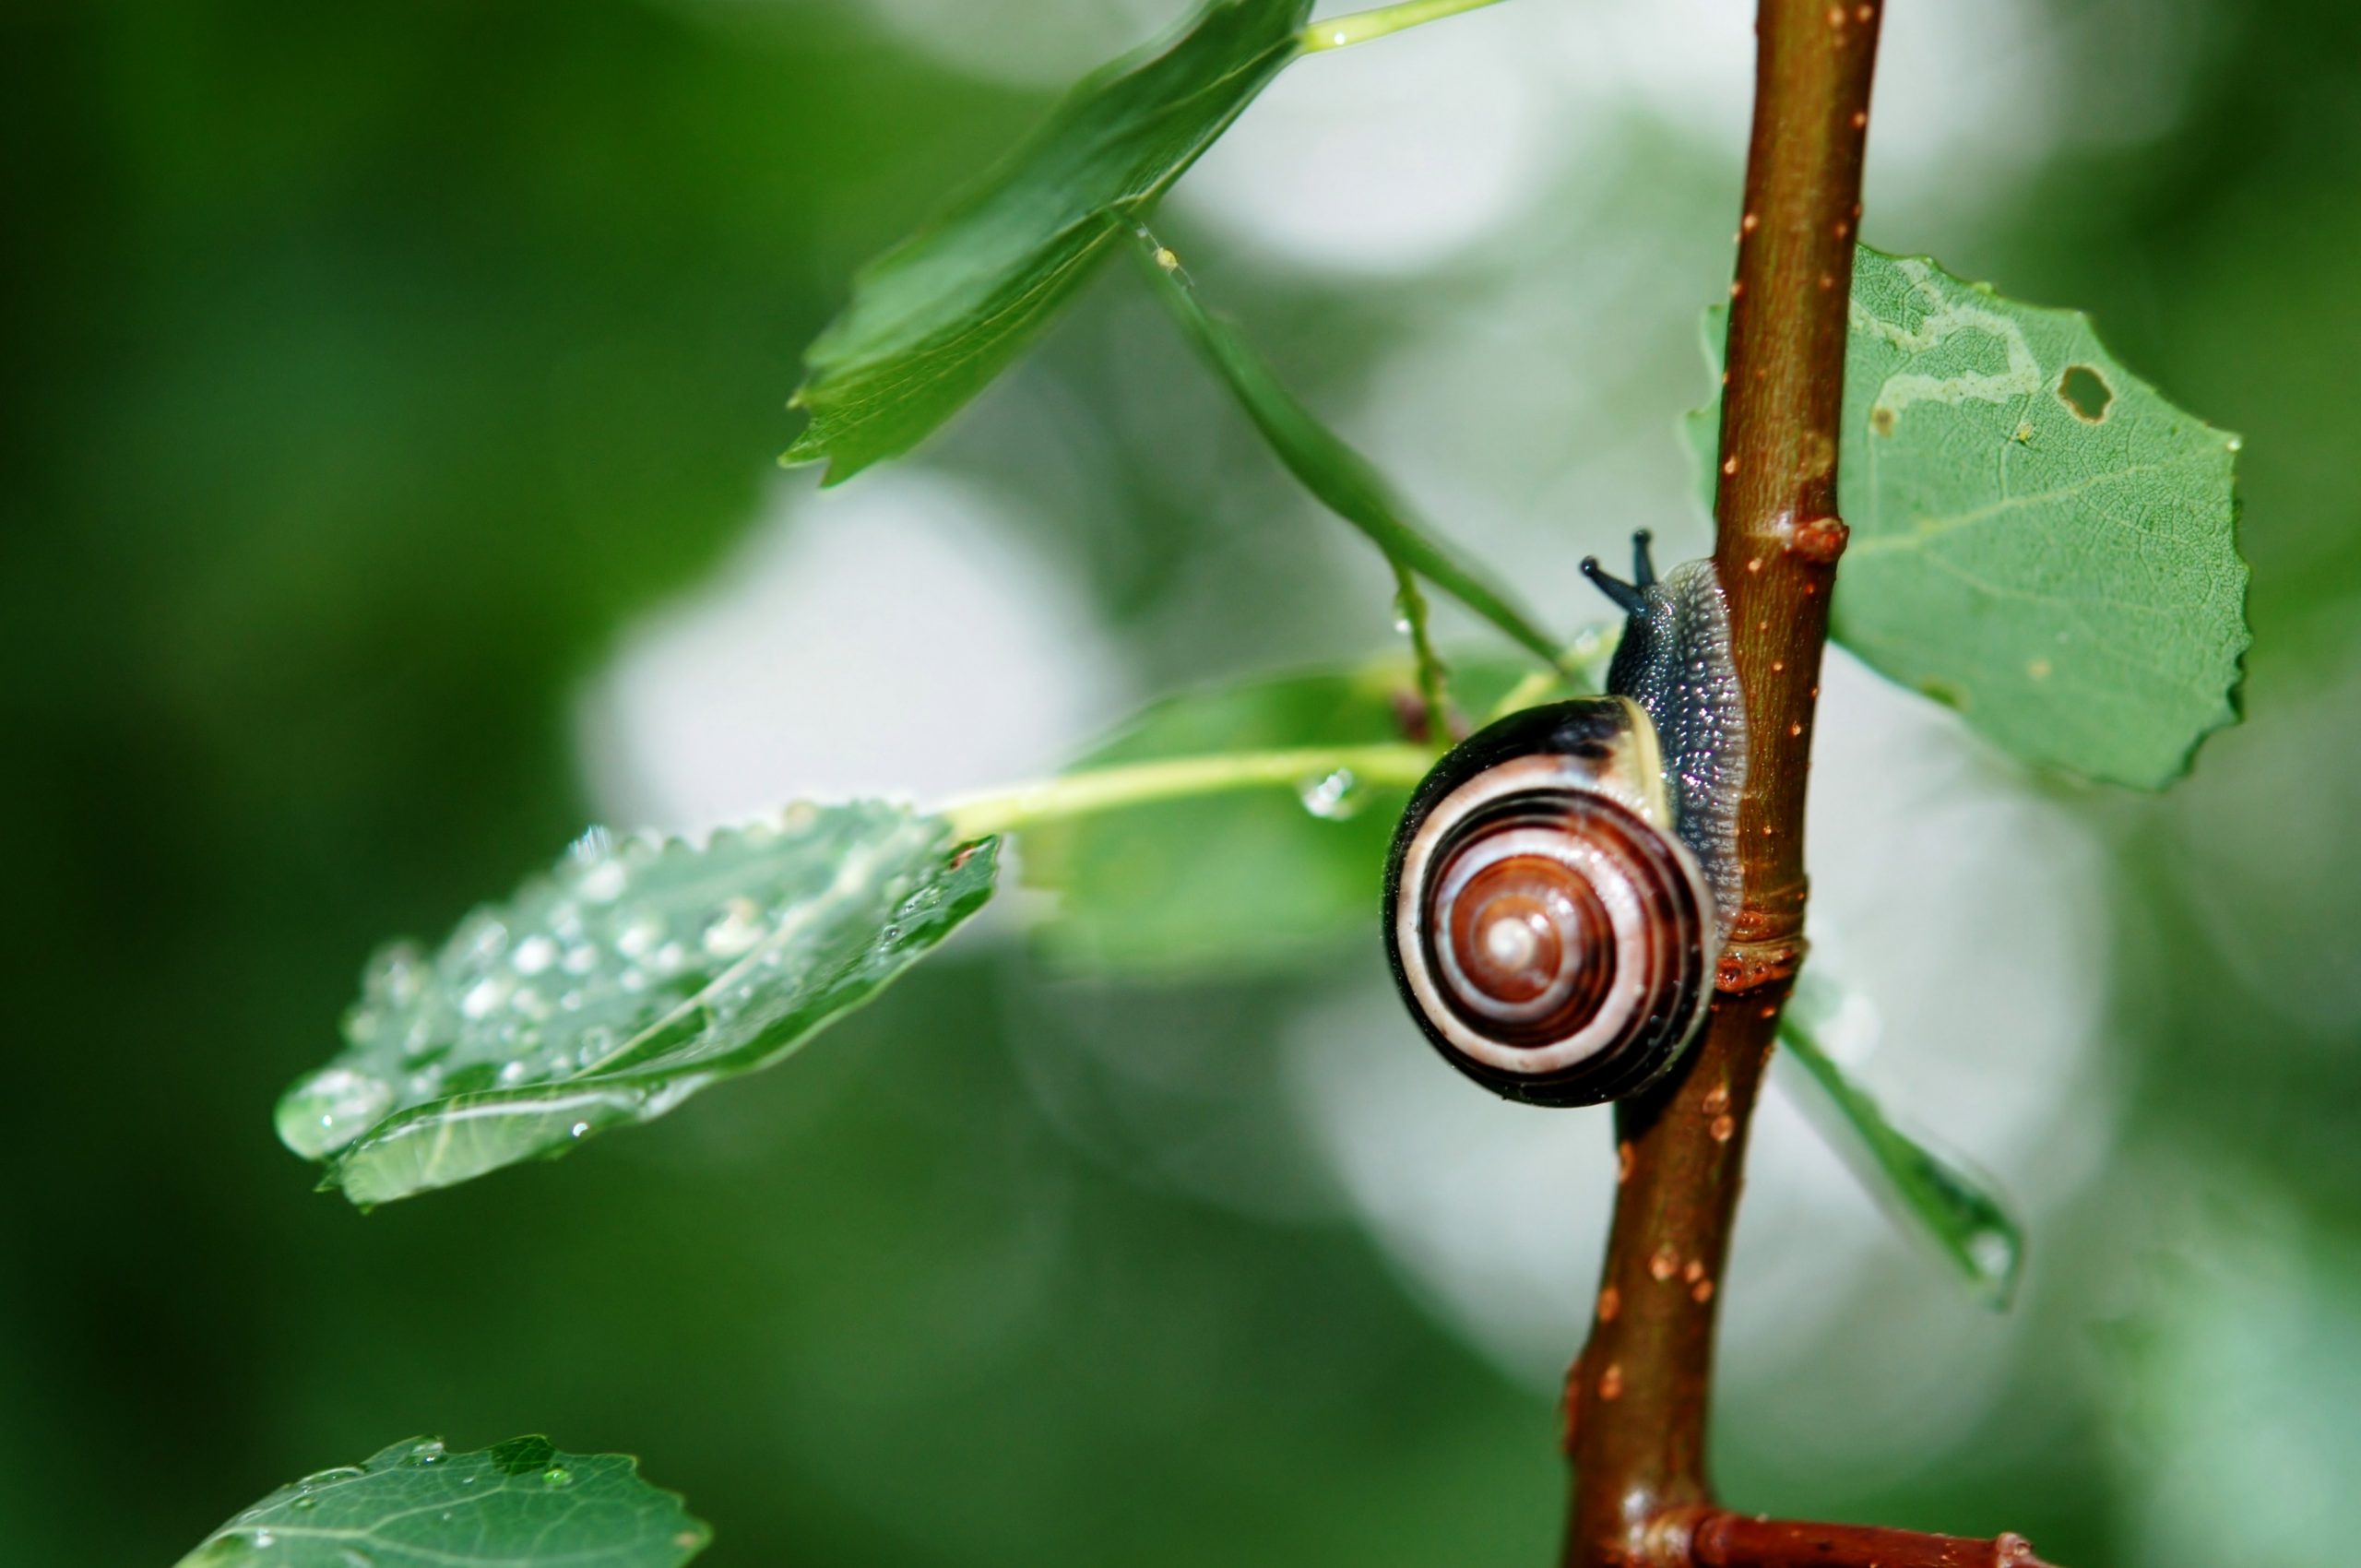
279;805;996;1205
176;1435;708;1568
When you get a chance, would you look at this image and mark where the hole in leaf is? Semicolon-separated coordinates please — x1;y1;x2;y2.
2057;363;2113;422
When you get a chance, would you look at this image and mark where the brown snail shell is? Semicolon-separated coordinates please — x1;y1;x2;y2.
1385;697;1716;1106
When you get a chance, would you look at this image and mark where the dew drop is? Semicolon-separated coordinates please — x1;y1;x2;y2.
542;1465;575;1488
403;1439;446;1467
460;975;512;1020
568;825;615;863
701;897;765;958
1968;1228;2017;1282
1298;768;1368;821
454;911;509;965
277;1068;396;1160
362;942;428;1007
577;858;627;903
512;934;558;975
616;918;661;959
570;1121;591;1138
341;1004;385;1049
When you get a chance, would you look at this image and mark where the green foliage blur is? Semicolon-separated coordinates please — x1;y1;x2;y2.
6;2;2357;1564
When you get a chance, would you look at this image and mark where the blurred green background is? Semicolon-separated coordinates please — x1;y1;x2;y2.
6;1;2357;1563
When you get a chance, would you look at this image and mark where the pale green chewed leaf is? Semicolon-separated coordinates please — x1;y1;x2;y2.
1687;245;2248;788
177;1435;707;1568
1020;654;1529;975
279;803;997;1206
1777;975;2023;1308
782;0;1311;482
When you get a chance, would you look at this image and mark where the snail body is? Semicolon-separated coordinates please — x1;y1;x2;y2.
1384;534;1747;1106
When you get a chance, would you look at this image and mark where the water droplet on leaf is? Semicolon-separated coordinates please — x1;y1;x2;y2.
702;897;765;958
1298;768;1368;821
277;1068;396;1159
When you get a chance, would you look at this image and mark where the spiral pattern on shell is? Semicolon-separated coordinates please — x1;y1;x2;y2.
1384;704;1715;1107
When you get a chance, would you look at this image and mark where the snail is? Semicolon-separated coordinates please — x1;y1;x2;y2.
1383;532;1748;1106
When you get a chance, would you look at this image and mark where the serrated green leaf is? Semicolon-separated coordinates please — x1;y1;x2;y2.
177;1435;708;1568
1687;245;2248;787
1018;654;1528;975
279;804;998;1206
1133;230;1564;667
1778;977;2023;1309
782;0;1313;482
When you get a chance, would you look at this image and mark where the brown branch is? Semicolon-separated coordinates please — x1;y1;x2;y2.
1557;2;1882;1565
1687;1513;2060;1568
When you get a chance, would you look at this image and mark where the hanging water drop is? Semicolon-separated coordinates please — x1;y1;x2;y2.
1298;767;1369;821
276;1068;396;1160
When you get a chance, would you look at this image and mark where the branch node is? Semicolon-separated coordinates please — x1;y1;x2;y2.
1714;937;1804;993
1786;516;1849;564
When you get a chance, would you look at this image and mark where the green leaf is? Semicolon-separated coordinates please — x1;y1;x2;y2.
1133;230;1564;667
782;0;1313;482
1687;245;2248;787
1777;977;2024;1309
177;1435;709;1568
279;804;998;1206
1016;654;1527;975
